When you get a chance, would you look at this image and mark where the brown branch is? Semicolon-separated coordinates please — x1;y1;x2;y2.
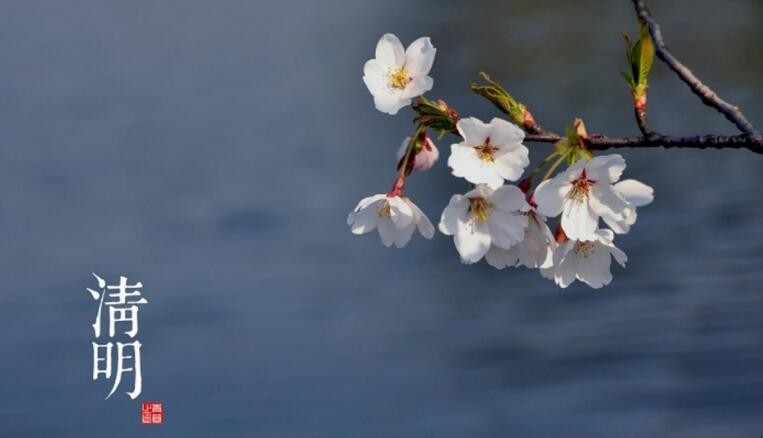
521;110;556;137
633;0;760;136
525;133;762;153
443;115;761;153
509;102;760;154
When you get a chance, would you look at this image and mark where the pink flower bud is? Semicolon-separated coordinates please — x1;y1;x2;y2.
396;135;439;172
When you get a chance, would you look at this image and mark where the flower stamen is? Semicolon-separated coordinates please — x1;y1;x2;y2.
468;197;493;223
388;66;412;90
378;201;392;218
568;170;596;202
574;240;596;258
473;137;499;162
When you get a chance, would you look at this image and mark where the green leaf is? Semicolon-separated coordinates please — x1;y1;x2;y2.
578;148;594;161
554;137;570;155
621;23;654;99
621;32;634;64
564;124;580;144
619;70;636;90
630;37;642;82
636;23;654;88
567;150;579;166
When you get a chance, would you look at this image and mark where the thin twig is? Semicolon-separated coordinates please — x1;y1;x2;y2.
526;133;762;153
448;120;761;153
633;0;760;136
633;104;654;138
521;110;556;137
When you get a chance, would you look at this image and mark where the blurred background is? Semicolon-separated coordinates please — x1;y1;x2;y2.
0;0;761;436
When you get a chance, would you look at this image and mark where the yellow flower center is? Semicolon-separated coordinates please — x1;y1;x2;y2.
574;241;596;257
377;202;391;218
388;66;412;89
468;197;493;223
473;137;498;163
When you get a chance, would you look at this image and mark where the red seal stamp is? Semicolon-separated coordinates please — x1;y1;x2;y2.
141;402;163;425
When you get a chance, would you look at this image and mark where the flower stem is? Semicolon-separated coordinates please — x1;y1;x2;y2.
390;123;426;196
526;151;559;183
541;153;568;182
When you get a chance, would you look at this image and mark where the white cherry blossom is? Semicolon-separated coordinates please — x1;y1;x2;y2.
439;184;529;264
363;34;436;115
396;135;439;172
448;117;530;189
552;229;627;289
347;194;434;248
485;208;556;271
534;154;645;241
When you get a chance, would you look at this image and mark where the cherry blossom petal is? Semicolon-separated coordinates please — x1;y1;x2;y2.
401;76;433;99
408;200;435;239
560;198;598;241
487;117;525;146
589;184;629;223
387;196;414;229
554;242;578;288
373;92;409;115
488;210;528;249
585;154;626;183
375;33;405;68
454;219;491;264
347;206;380;235
601;209;635;234
447;145;502;188
482;169;505;189
492;185;529;212
447;144;484;183
485;246;507;269
377;219;398;247
614;179;654;207
392;223;417;248
438;195;469;236
456;117;491;146
464;184;494;199
576;246;613;289
346;194;386;234
362;59;387;94
493;146;530;182
485;245;519;269
534;178;571;218
563;159;587;182
598;229;628;267
404;37;436;76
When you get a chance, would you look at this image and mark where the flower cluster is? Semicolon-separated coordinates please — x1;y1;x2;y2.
350;34;654;289
348;35;439;248
533;155;653;288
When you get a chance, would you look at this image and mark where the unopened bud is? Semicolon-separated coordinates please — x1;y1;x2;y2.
412;97;459;133
470;72;526;126
396;133;439;173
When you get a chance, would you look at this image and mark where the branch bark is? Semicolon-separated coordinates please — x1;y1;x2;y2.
633;103;654;138
525;133;762;153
